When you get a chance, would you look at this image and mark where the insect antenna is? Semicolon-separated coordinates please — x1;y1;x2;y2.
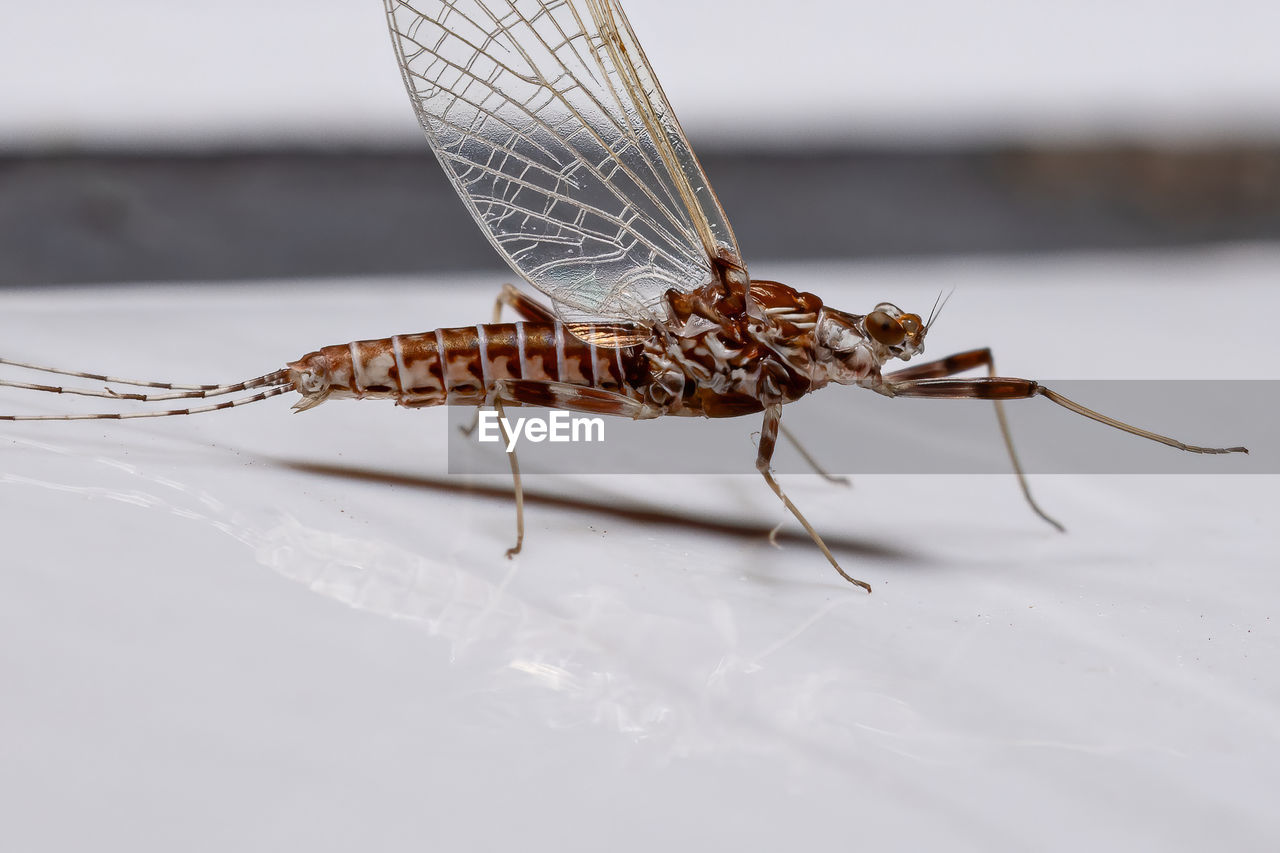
0;360;293;421
924;287;955;334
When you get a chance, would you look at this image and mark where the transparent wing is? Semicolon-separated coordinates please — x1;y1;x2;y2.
384;0;745;328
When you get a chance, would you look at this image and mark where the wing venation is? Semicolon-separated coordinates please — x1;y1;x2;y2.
384;0;744;327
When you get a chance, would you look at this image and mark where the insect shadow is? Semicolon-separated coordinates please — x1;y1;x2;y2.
274;457;918;569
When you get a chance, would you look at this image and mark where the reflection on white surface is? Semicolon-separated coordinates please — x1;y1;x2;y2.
2;251;1279;850
7;432;884;759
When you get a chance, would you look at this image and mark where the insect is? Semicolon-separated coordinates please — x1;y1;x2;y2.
0;0;1247;592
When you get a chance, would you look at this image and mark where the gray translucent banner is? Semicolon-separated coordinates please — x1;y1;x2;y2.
446;380;1273;475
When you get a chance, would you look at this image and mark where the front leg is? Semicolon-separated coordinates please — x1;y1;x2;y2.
887;375;1247;452
757;404;872;593
886;347;1062;531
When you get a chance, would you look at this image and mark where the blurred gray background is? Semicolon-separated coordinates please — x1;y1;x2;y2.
2;0;1278;286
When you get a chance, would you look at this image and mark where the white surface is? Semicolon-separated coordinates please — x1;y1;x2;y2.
2;248;1279;851
3;0;1280;150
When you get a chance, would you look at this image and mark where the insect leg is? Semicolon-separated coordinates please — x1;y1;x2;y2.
885;348;1061;531
492;283;555;323
488;394;525;559
887;376;1248;452
757;404;872;593
490;379;654;418
459;286;562;438
458;286;555;436
882;348;996;382
483;380;653;559
778;424;850;486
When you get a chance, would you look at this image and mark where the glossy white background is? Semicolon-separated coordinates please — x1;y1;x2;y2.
3;0;1279;848
2;250;1277;850
3;0;1280;149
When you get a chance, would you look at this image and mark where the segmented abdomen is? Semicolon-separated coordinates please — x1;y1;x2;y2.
316;322;645;407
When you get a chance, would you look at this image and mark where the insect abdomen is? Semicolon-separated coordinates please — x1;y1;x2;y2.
313;322;643;408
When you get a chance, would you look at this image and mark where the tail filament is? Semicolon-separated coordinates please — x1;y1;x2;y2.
0;359;291;421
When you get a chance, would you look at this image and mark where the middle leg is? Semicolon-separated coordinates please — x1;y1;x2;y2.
779;423;851;486
757;404;872;593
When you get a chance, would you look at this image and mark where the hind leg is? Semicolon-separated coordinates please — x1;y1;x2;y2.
459;285;560;438
485;380;655;559
492;283;555;323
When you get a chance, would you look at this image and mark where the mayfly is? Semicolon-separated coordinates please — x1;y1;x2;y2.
0;0;1247;592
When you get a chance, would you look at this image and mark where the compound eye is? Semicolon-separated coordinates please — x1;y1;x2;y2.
896;312;926;343
865;310;906;346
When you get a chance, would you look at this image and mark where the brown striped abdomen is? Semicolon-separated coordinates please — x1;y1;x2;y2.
292;322;647;409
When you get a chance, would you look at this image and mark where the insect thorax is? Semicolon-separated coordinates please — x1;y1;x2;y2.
640;280;846;418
